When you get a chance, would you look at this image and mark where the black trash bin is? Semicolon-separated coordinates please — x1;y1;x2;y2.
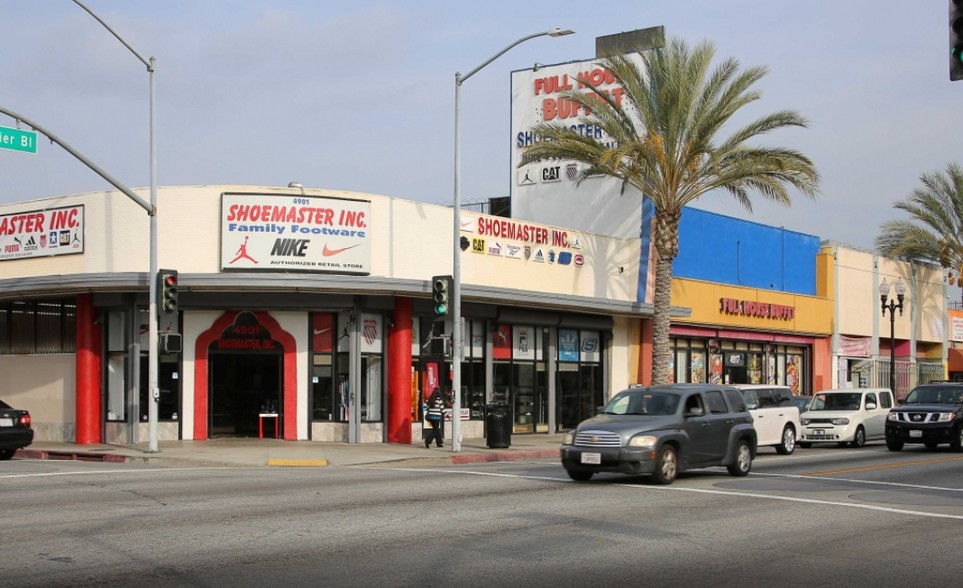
485;402;511;449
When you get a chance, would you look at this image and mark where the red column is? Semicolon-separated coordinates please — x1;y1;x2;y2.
387;297;413;444
75;293;102;444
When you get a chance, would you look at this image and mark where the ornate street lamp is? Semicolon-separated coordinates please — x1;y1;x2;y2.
879;278;906;399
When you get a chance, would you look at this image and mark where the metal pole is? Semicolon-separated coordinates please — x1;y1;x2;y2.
73;0;160;451
451;28;573;453
889;306;896;398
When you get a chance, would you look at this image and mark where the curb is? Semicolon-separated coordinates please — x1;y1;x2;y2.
16;448;128;463
451;448;558;465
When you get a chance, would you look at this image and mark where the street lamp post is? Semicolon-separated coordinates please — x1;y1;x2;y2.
74;0;160;452
451;28;573;452
879;278;906;399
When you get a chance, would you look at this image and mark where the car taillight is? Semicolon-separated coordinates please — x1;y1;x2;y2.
18;413;31;427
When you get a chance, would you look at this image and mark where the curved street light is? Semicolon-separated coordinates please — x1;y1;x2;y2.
73;0;160;452
451;28;574;452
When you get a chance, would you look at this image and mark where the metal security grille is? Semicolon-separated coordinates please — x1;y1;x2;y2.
0;300;76;355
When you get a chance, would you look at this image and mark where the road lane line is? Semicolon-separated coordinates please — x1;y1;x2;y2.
384;467;963;521
799;454;963;477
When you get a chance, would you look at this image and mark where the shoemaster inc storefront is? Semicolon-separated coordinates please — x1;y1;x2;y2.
0;186;650;444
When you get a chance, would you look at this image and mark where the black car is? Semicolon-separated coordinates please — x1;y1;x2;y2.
0;399;34;460
885;383;963;451
792;395;813;414
560;384;757;484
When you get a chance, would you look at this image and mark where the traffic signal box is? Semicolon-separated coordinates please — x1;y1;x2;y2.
432;275;453;318
158;269;178;315
951;0;963;80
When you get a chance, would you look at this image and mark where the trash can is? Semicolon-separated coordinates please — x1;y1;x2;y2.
485;403;511;449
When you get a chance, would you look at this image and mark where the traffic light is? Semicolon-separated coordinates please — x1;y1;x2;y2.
431;275;452;318
158;269;178;315
951;0;963;80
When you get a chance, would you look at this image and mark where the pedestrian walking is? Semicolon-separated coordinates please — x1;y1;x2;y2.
424;387;446;448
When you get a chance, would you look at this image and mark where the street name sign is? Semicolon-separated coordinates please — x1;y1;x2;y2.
0;125;38;154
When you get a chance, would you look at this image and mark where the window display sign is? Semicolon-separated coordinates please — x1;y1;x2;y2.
558;329;579;362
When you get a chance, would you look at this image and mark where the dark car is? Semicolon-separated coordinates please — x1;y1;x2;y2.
885;382;963;451
0;399;34;460
792;395;813;414
559;384;757;484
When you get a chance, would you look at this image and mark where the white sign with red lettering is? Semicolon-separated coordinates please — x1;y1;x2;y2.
509;55;647;239
0;205;84;261
220;193;371;274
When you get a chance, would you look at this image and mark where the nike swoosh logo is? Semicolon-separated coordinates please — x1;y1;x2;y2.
460;219;473;230
313;328;331;335
322;243;361;257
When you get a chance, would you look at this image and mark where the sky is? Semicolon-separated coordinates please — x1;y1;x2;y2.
0;1;960;253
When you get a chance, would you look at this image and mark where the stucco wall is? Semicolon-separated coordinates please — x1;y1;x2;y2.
0;354;75;442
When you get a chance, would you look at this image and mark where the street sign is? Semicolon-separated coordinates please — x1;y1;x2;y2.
0;125;38;154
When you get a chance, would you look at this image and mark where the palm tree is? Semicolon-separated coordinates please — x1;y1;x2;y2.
520;38;819;385
876;163;963;303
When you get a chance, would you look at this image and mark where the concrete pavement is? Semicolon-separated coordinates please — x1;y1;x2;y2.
16;433;565;468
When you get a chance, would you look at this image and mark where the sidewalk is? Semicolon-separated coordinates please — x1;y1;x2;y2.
16;433;565;468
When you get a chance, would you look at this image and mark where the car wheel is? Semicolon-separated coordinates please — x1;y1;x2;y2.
886;439;904;451
0;448;15;460
951;427;963;452
565;469;593;482
726;440;752;477
776;426;796;455
850;426;866;448
651;445;678;485
799;442;812;449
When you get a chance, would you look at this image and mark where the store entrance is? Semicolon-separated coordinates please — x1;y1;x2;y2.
209;352;282;437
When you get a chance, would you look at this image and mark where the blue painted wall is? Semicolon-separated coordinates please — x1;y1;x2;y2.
671;207;819;296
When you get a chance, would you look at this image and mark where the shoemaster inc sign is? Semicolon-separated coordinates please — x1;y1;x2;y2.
0;205;84;261
220;193;371;274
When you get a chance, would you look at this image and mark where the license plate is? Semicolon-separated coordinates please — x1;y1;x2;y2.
812;429;824;434
0;417;12;427
909;430;922;438
581;452;601;465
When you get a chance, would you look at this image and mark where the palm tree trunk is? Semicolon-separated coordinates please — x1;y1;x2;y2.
651;254;674;385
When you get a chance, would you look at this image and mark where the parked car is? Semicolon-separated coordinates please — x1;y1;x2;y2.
799;388;893;448
732;385;800;454
560;384;757;484
0;399;34;460
885;382;963;451
792;395;813;414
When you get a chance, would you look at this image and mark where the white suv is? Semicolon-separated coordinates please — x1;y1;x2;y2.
799;388;894;448
734;385;800;454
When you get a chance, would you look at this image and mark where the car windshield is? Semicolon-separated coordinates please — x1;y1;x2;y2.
810;392;861;411
905;386;963;405
602;391;680;416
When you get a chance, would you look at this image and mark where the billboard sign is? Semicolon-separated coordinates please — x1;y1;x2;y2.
510;55;646;239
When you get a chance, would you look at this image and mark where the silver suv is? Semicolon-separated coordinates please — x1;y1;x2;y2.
560;384;758;484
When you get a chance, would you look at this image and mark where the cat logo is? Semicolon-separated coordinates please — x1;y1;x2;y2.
541;166;561;182
471;237;486;254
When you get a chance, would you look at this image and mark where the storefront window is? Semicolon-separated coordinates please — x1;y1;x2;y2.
310;313;335;421
106;310;126;422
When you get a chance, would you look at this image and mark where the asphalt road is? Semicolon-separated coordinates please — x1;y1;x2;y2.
2;443;962;586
